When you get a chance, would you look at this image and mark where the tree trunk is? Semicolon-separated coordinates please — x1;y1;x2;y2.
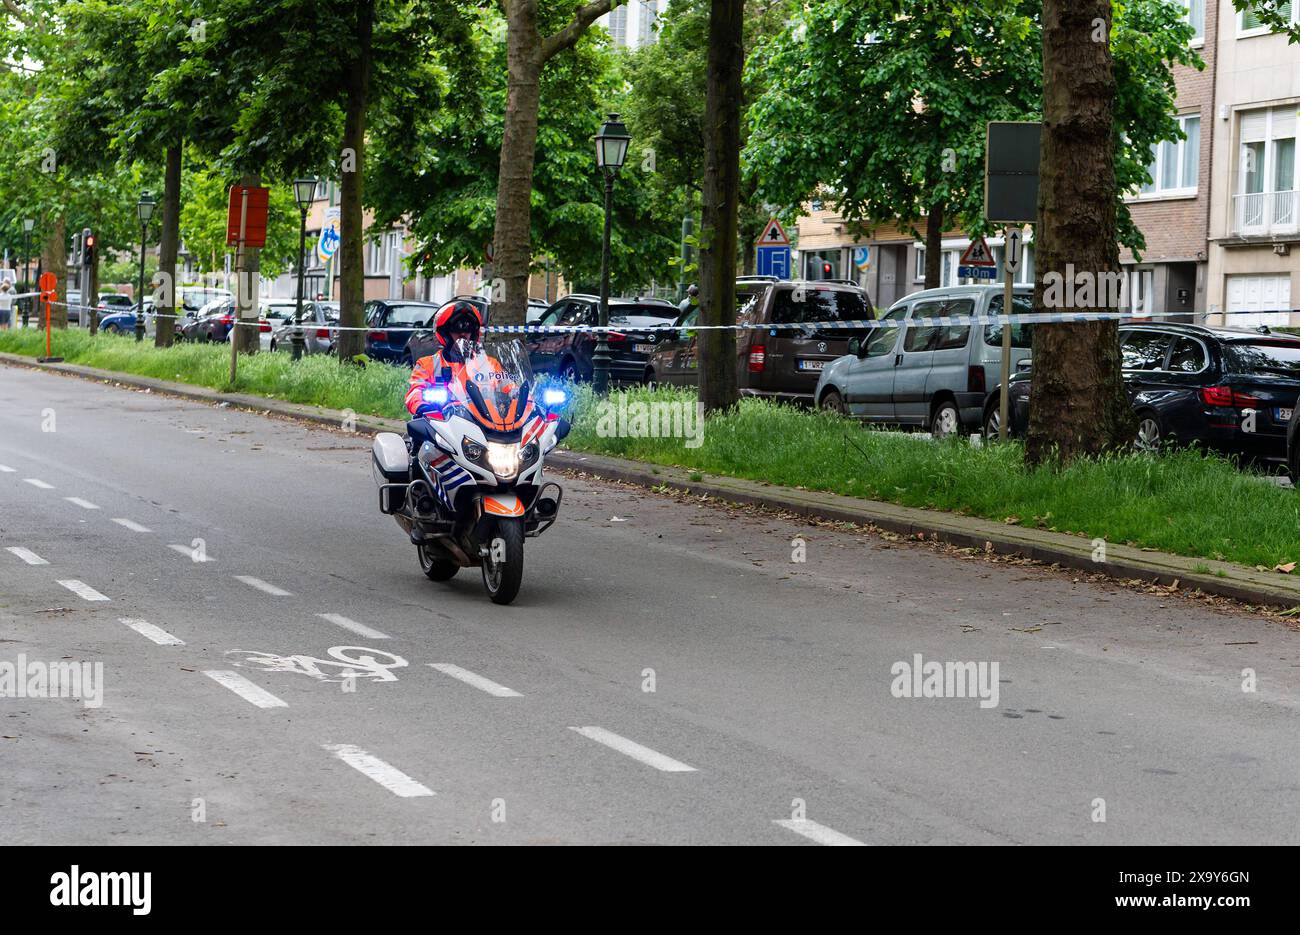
924;202;943;290
156;143;182;348
492;0;543;326
336;0;374;361
697;0;744;416
45;220;67;329
1025;0;1131;466
233;174;262;355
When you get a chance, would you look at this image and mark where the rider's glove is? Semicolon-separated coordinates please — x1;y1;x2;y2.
415;403;441;417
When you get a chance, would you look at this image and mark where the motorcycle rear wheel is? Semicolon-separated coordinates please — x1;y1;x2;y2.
482;518;524;605
418;543;459;581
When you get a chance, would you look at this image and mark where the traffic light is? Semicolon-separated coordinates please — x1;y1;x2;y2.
83;229;95;268
71;231;82;267
822;261;833;279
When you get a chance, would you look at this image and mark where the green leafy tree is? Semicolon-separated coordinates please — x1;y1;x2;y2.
368;5;676;294
745;0;1200;287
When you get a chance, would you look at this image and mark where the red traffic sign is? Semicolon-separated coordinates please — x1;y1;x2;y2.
959;236;996;267
226;186;271;248
38;271;57;299
756;216;790;247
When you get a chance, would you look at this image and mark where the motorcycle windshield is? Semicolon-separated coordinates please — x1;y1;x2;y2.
453;339;535;433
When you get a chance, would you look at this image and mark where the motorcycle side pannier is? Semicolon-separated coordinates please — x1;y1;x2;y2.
371;432;411;484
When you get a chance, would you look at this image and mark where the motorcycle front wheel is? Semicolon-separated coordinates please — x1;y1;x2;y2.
482;518;524;605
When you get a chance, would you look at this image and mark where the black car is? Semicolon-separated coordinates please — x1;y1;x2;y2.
527;295;679;384
989;323;1300;465
363;300;443;364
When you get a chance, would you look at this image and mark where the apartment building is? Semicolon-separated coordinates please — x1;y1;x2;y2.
1206;0;1300;326
597;0;665;49
1120;0;1214;320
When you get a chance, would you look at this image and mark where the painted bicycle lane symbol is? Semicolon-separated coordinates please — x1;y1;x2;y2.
226;646;407;684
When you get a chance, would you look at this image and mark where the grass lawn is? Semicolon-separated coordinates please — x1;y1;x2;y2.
0;328;410;420
564;384;1300;572
4;328;1298;571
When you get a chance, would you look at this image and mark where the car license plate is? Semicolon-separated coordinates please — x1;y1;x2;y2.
1275;407;1293;423
798;359;825;371
633;343;656;353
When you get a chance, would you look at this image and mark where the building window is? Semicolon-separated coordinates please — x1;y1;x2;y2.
1139;114;1200;196
608;4;628;46
914;248;926;282
1240;1;1296;34
638;1;659;43
1235;107;1298;234
1185;0;1205;41
366;230;402;276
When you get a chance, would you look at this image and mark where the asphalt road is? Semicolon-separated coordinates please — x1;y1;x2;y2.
2;363;1298;845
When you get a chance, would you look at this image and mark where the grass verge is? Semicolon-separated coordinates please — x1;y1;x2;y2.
0;328;409;420
564;384;1300;571
5;329;1297;571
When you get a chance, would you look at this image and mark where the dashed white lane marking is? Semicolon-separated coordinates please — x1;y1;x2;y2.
773;819;867;846
120;618;185;646
64;497;99;510
5;547;48;565
111;518;152;533
203;670;288;708
323;744;434;798
568;726;697;772
23;478;53;489
316;613;389;640
0;464;15;472
428;663;522;698
233;575;291;596
168;543;214;562
56;579;110;602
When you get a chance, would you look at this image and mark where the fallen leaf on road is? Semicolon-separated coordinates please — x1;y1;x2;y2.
1003;516;1020;524
1274;562;1296;573
1009;626;1043;633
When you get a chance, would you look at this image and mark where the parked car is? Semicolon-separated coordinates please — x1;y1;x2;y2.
996;323;1300;466
363;300;441;363
815;284;1030;435
403;296;490;364
527;295;679;383
527;298;549;323
97;297;159;336
270;301;340;355
180;298;236;342
97;292;134;312
649;278;875;402
63;290;84;325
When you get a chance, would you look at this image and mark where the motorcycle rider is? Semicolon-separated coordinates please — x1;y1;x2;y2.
405;300;487;453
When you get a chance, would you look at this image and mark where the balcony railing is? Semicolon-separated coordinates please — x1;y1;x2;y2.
1234;190;1299;236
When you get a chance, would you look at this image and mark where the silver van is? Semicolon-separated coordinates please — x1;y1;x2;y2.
814;284;1034;436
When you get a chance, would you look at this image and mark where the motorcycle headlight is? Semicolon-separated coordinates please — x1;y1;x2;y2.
485;441;520;479
462;437;485;461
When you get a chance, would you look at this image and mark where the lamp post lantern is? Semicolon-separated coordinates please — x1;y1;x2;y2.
591;113;631;396
135;192;156;342
21;217;34;329
291;178;317;361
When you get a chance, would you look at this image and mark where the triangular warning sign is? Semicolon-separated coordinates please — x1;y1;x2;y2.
756;217;790;247
959;236;996;267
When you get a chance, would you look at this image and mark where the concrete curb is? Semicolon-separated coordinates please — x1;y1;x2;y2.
5;349;1298;610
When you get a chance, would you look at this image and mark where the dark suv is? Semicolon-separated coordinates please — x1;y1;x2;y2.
996;323;1300;465
526;294;679;384
646;277;874;403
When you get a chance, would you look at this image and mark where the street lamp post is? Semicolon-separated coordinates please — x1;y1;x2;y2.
21;218;33;329
591;113;631;396
135;192;155;342
291;178;317;361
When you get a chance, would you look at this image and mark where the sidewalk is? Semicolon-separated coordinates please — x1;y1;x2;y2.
5;350;1299;610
